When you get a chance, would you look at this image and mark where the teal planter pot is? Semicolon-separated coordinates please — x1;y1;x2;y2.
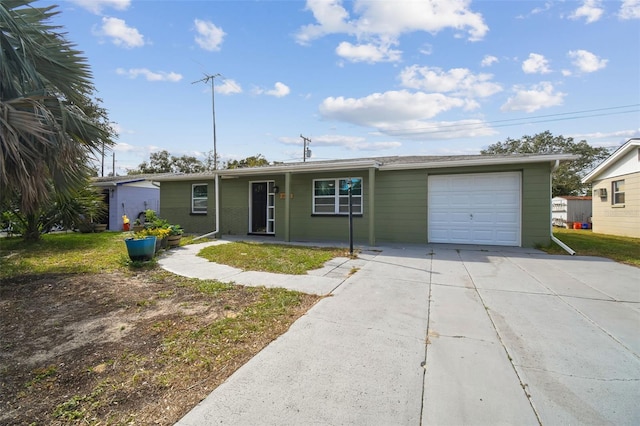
124;236;156;261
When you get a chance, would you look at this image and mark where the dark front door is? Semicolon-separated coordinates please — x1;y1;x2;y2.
101;189;110;230
251;182;268;233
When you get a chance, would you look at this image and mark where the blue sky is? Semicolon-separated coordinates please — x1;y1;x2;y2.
40;0;640;175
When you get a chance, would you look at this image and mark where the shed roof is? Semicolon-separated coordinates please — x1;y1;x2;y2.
91;173;174;187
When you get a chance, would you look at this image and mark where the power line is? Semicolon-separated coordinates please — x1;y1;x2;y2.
388;104;640;136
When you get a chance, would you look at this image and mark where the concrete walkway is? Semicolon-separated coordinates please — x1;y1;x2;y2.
158;241;640;425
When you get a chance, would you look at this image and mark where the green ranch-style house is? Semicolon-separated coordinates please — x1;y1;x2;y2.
153;154;575;248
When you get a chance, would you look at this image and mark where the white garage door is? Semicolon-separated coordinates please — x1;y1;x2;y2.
428;172;521;246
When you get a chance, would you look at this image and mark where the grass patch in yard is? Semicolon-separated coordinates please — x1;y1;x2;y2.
0;232;129;277
0;233;321;424
198;242;349;274
541;228;640;267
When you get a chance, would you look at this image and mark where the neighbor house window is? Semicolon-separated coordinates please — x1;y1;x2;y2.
192;183;208;214
612;180;625;205
313;178;362;215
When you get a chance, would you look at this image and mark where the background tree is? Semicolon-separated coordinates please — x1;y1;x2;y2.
224;154;270;169
127;150;206;174
128;151;270;174
481;131;611;196
0;0;114;240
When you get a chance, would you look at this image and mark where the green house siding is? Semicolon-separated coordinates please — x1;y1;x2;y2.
159;180;216;234
521;164;553;247
288;172;371;243
158;158;555;247
375;170;428;244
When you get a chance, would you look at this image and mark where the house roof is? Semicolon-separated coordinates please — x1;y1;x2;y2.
582;138;640;183
152;153;577;182
91;173;174;187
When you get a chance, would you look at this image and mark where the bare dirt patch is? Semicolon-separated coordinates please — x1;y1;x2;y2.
0;271;319;425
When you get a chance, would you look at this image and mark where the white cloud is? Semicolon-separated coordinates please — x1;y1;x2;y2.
114;142;138;153
194;19;226;51
522;53;551;74
530;2;553;16
255;82;291;98
296;0;488;63
216;79;243;95
568;49;608;72
116;68;183;82
399;65;502;98
481;55;498;67
317;90;496;140
570;0;604;23
501;82;566;113
619;0;640;19
336;41;402;63
320;90;467;127
98;17;144;48
381;119;497;140
295;0;353;45
419;43;433;56
69;0;130;14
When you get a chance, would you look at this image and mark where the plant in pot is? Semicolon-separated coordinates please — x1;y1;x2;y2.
132;218;144;233
137;227;171;252
167;224;183;248
124;233;156;261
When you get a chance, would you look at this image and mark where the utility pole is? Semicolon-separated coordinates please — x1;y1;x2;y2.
192;73;222;170
300;134;311;162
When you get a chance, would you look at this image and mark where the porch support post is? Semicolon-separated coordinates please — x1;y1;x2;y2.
368;167;376;246
284;172;291;242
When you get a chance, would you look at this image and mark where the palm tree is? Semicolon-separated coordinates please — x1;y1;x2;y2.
0;0;113;239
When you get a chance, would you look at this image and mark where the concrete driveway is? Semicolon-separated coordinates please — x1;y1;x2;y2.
167;243;640;425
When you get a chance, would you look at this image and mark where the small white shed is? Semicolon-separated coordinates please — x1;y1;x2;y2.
552;196;592;227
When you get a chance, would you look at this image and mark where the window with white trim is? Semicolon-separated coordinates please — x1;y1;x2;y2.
313;178;362;215
612;180;625;205
192;183;208;214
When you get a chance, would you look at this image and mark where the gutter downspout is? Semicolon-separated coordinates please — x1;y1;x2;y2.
193;173;220;241
550;160;576;255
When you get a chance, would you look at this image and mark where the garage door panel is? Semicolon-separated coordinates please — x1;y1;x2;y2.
428;172;521;246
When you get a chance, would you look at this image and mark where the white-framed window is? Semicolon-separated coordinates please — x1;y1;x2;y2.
192;183;208;214
612;180;625;205
313;178;362;215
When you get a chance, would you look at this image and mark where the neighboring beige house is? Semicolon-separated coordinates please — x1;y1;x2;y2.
582;138;640;238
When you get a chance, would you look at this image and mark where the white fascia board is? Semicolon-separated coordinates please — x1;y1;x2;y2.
154;160;380;181
219;160;380;176
379;154;578;171
582;139;640;183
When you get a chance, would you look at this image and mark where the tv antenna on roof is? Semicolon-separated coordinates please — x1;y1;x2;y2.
192;73;222;170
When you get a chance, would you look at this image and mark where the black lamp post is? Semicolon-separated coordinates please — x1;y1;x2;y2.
347;179;354;256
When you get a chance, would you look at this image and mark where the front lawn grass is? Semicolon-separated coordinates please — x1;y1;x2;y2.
198;242;349;274
542;228;640;267
0;231;129;278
